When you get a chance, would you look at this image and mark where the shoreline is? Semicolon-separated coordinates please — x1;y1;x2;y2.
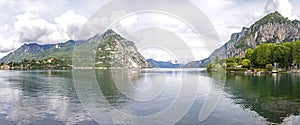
207;68;300;75
1;68;300;75
221;70;300;75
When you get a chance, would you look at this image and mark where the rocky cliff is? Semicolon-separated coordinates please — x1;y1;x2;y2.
93;29;152;68
185;11;300;68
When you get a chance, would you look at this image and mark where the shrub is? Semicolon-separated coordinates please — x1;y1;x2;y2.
226;68;248;72
207;64;215;72
241;59;251;68
265;64;273;71
254;68;267;72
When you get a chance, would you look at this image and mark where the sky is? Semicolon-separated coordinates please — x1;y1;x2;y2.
0;0;300;62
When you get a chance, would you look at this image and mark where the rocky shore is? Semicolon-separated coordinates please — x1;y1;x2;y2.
288;69;300;73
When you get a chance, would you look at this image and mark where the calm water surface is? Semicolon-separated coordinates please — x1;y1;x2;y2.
0;69;300;125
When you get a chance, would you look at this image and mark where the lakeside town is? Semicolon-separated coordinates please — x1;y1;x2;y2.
0;57;72;70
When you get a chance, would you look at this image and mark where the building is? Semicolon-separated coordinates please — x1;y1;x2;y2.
47;58;55;63
0;64;10;70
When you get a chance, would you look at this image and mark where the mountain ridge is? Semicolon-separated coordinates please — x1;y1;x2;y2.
0;40;80;63
0;29;152;68
146;59;182;68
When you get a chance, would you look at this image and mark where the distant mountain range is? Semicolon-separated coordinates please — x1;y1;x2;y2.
0;29;151;68
0;40;81;64
185;11;300;68
146;59;183;68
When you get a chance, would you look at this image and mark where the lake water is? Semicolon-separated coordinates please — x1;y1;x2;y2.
0;69;300;125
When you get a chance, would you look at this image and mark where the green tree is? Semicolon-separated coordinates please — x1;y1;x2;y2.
282;42;292;69
222;63;228;68
207;64;215;72
245;48;254;61
266;64;273;71
253;44;272;67
241;59;251;69
233;63;239;67
226;57;241;64
273;44;285;66
292;40;300;68
268;43;276;64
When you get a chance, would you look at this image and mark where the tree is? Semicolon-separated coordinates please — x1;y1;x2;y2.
222;63;228;68
226;57;240;64
233;63;239;67
245;48;254;61
208;41;300;70
253;44;272;67
292;40;300;68
273;44;285;66
266;64;273;71
241;59;251;69
207;64;215;72
268;43;276;64
282;42;292;69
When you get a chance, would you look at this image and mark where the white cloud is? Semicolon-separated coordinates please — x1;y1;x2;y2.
0;0;108;58
119;13;138;28
113;13;209;62
0;35;22;53
140;47;177;63
14;12;60;43
0;10;88;58
265;0;298;20
191;0;300;45
55;10;87;39
14;10;87;44
0;10;87;54
0;0;67;24
191;0;256;43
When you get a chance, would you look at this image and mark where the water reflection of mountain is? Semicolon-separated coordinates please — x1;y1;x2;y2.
16;71;78;101
223;74;300;124
94;69;179;116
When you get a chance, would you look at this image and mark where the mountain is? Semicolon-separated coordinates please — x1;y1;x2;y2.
92;29;152;68
0;40;82;64
146;59;181;68
0;29;152;68
0;43;55;63
183;59;209;68
36;40;83;64
185;11;300;68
